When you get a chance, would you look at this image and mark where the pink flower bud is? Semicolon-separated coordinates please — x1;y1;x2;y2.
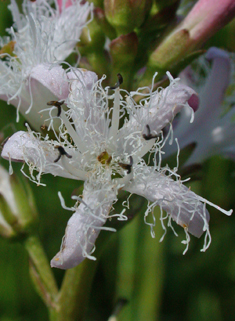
179;0;235;48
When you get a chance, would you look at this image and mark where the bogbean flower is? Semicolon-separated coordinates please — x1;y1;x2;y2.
164;47;235;164
0;0;92;130
1;69;232;269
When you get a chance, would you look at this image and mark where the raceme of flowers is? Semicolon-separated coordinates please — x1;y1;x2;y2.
2;68;232;269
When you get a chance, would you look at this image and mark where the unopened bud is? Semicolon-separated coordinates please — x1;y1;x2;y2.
0;165;38;238
78;15;106;52
78;11;111;77
142;0;180;33
104;0;152;35
94;8;116;40
87;0;103;8
143;0;235;85
110;32;138;88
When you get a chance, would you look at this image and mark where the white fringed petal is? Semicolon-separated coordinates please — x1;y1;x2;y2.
1;131;82;180
1;131;40;163
125;166;209;239
10;0;92;60
126;77;198;135
146;83;198;134
50;184;116;269
116;81;198;158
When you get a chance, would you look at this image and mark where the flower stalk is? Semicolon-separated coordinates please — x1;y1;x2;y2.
24;234;59;309
52;259;98;321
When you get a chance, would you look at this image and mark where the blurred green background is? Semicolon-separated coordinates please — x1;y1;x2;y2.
0;1;235;320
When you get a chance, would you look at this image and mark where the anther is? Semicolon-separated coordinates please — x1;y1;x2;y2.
143;125;158;140
24;121;34;131
119;156;133;174
54;146;72;163
110;73;123;90
97;151;112;165
47;100;65;117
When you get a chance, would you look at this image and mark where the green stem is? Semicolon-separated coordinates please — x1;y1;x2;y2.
24;235;58;309
132;207;164;321
115;214;141;321
115;207;165;321
53;258;98;321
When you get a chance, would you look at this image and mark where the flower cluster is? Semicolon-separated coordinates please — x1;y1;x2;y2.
0;0;92;130
2;68;232;269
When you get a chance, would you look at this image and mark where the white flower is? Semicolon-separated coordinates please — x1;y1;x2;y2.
0;0;92;130
164;47;235;164
2;69;232;269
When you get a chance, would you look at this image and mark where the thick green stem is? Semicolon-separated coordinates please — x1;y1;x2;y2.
116;207;165;321
132;207;164;321
24;235;58;309
53;258;98;321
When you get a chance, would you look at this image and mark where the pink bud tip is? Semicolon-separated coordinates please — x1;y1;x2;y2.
188;93;199;112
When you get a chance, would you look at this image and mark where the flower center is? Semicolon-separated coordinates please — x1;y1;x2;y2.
97;151;112;165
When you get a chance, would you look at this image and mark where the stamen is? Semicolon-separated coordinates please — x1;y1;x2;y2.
109;73;123;90
119;156;133;174
143;125;159;140
108;84;121;142
24;121;34;131
60;109;87;153
54;146;72;163
47;100;65;117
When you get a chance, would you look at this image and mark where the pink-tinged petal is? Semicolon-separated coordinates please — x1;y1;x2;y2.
57;0;73;13
199;47;231;118
0;63;70;131
178;47;231;141
187;93;199;112
30;63;70;100
68;69;98;93
148;83;198;134
50;185;116;269
125;166;209;238
116;80;198;158
124;83;197;137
